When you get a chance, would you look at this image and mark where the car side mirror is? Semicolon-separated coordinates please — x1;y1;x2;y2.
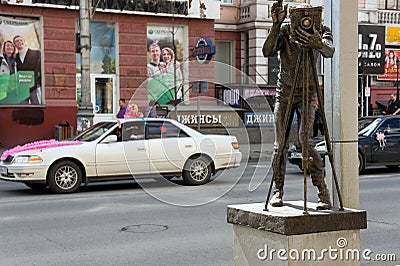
102;135;118;143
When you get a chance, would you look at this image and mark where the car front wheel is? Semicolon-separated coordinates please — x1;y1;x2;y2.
182;156;212;185
48;161;82;193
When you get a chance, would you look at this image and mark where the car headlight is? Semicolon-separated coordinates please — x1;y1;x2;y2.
13;155;43;164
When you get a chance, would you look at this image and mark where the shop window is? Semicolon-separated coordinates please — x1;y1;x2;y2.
76;21;116;75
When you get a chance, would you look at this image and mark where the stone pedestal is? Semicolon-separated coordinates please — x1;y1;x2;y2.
227;201;367;266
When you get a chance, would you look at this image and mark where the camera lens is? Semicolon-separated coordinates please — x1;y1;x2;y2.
301;17;313;30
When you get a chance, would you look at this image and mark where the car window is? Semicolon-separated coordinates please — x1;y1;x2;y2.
358;118;376;132
358;118;382;136
74;122;115;141
147;121;189;139
377;118;400;135
122;121;145;141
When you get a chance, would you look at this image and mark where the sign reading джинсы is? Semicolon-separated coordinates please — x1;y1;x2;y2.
175;111;240;128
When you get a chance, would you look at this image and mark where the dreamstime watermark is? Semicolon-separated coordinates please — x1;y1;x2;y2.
257;237;397;262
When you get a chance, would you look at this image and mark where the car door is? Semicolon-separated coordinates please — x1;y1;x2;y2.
370;118;400;164
146;121;196;174
121;121;149;175
95;121;149;176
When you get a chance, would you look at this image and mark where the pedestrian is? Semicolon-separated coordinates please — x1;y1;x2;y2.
117;98;127;118
313;103;324;137
262;0;335;210
386;94;400;115
146;100;158;118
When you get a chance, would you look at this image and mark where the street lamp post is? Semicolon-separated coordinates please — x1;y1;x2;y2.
76;0;94;133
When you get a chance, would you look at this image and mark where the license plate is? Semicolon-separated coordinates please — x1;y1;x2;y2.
0;166;8;175
290;152;302;159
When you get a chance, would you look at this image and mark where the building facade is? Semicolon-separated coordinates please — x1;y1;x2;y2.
0;0;219;147
215;0;400;116
1;0;399;148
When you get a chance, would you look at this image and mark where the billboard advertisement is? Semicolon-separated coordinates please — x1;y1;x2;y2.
146;24;187;105
358;25;385;75
0;15;42;105
377;49;400;81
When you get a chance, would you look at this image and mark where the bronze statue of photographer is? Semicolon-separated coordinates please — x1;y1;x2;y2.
262;0;335;210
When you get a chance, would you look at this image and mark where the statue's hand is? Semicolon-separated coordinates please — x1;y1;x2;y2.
271;0;287;25
295;25;323;50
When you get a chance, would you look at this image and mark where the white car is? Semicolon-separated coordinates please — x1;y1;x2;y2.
0;118;242;193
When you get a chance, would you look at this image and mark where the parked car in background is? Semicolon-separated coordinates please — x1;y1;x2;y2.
0;118;242;193
358;115;400;172
288;136;326;171
288;115;400;173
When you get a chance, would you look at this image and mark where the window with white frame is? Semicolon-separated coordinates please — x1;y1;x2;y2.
218;0;233;4
386;0;399;9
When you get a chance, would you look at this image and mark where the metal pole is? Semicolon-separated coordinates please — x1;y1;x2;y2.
197;93;200;131
397;60;399;101
361;75;364;117
171;11;178;120
76;0;94;133
366;75;369;116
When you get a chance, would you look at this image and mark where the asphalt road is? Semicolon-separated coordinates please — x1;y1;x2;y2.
0;163;399;266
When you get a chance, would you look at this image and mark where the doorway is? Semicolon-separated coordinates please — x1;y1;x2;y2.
91;74;117;123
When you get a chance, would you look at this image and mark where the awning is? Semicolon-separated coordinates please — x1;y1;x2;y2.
376;100;388;109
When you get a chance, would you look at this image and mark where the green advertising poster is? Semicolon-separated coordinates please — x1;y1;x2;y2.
0;71;33;104
147;74;177;104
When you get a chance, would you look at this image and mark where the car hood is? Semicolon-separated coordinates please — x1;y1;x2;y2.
1;141;90;160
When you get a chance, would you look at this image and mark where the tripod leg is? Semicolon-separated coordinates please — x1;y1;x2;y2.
308;49;344;210
301;48;310;215
264;52;304;211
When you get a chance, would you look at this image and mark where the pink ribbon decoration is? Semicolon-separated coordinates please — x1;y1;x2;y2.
1;139;83;161
375;132;386;150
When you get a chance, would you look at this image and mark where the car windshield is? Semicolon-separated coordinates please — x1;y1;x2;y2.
358;118;382;136
73;122;116;142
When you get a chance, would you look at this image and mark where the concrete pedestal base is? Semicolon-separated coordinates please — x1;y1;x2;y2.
227;201;367;266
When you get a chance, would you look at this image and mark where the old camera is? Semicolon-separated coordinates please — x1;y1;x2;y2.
289;6;322;43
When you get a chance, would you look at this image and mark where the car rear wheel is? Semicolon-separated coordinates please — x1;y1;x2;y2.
48;160;82;193
183;156;211;185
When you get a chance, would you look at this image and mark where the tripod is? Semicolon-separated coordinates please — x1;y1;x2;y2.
264;46;344;214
